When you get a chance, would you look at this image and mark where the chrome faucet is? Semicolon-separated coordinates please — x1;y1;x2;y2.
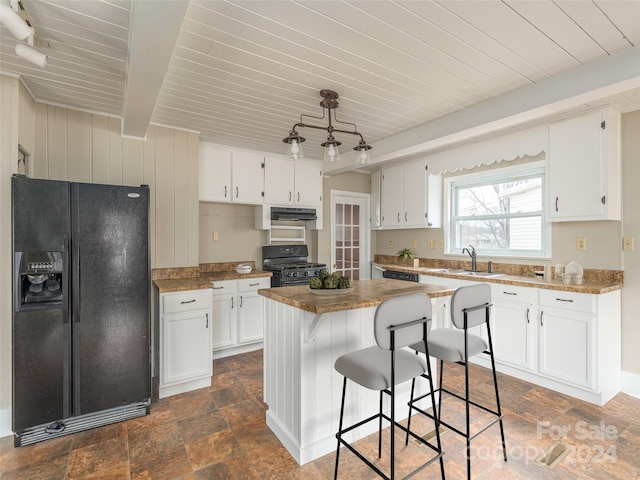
462;245;477;271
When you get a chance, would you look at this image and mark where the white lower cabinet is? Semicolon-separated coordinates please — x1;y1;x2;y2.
489;284;536;372
211;276;271;359
538;289;595;390
419;275;621;405
159;289;212;399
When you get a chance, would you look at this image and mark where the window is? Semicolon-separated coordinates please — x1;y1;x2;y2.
445;161;548;258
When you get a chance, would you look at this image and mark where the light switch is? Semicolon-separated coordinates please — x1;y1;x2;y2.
412;239;417;249
576;237;586;251
213;231;219;241
623;236;635;251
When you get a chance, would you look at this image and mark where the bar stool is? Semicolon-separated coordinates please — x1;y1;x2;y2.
333;293;445;480
406;283;507;480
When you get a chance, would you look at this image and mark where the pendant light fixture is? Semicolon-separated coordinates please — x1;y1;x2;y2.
283;90;372;165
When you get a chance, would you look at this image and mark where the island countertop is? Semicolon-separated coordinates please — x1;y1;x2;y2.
258;278;454;314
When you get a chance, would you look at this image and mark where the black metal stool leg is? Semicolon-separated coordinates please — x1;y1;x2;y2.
334;376;348;480
378;390;384;458
405;378;416;446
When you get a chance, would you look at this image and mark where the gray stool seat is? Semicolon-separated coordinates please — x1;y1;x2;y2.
406;283;507;480
335;346;426;391
333;292;445;480
411;329;488;363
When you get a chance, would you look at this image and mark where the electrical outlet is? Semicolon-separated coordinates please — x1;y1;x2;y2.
623;236;635;251
412;239;417;249
213;231;219;241
576;237;586;251
387;239;394;248
438;240;444;249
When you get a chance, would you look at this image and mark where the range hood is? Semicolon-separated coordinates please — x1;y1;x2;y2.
270;206;317;221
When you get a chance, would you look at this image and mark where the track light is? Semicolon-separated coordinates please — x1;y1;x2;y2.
0;2;33;40
15;42;47;68
283;90;372;165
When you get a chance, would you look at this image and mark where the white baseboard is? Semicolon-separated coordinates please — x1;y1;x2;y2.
621;371;640;399
1;407;12;439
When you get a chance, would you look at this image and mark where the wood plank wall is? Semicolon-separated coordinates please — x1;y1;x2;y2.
22;103;199;269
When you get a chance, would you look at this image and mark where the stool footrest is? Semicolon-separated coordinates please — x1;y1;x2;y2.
336;411;444;480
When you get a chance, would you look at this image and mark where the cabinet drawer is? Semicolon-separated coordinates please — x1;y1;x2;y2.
211;280;237;295
539;289;595;314
238;276;270;292
490;284;534;303
163;290;211;314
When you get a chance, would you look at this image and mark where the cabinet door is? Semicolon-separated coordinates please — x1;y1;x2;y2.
370;170;381;229
295;161;323;206
199;146;232;202
231;152;264;205
264;157;294;205
403;160;427;227
212;294;235;350
538;309;593;388
381;165;403;227
491;300;534;371
162;311;211;385
548;111;604;220
237;292;264;344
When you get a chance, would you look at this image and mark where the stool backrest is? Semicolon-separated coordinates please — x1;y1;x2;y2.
450;283;491;329
374;293;432;350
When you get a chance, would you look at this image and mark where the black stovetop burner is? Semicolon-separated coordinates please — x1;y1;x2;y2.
262;244;327;287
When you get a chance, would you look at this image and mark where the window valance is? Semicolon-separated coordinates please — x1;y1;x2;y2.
426;125;547;175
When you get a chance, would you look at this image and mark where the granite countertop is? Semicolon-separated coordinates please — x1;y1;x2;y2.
258;278;455;314
153;269;272;293
374;263;623;295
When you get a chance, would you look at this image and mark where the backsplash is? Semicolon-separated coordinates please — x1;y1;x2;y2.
373;255;624;284
152;261;255;280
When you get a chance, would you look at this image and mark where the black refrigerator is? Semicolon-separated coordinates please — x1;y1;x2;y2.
11;175;151;446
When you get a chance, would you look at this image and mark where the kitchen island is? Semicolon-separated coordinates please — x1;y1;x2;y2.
258;278;454;465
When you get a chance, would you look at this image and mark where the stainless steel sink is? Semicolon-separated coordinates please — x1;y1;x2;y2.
424;268;505;278
457;271;506;278
425;268;465;274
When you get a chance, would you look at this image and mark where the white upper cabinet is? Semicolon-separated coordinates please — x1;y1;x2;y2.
548;108;621;221
263;157;295;205
199;144;264;205
231;152;265;204
263;158;322;207
380;158;442;229
370;170;381;229
199;146;232;203
295;160;323;207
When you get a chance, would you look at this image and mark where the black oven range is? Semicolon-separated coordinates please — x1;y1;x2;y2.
262;244;327;287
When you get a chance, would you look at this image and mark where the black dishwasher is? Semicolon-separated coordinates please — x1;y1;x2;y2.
383;269;419;282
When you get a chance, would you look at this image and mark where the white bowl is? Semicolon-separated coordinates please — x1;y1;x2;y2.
236;264;252;274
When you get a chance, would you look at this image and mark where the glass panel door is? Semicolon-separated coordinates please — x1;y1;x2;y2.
331;192;370;280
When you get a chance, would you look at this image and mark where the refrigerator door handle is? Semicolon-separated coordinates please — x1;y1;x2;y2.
72;233;80;323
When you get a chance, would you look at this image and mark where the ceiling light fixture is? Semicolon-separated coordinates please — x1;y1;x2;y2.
283;90;372;165
15;42;47;68
0;2;33;40
1;1;47;68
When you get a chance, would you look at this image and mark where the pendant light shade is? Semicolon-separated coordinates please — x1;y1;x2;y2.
283;130;305;160
354;140;372;165
283;90;372;165
322;135;341;162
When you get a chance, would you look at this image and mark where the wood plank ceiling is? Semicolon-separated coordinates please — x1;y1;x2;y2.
1;0;639;167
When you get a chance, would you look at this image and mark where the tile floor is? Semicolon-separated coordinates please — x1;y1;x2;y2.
1;349;639;479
